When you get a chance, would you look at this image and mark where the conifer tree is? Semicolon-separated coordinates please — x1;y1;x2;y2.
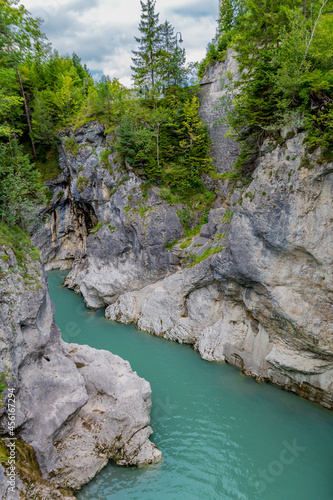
131;0;161;88
159;21;186;87
159;21;175;87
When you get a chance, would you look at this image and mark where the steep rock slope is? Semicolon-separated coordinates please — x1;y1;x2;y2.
106;133;333;408
0;247;161;497
199;50;240;174
34;104;333;410
35;122;184;308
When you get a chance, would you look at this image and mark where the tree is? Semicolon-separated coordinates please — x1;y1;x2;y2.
0;0;45;156
0;140;44;229
217;0;333;178
31;92;58;146
0;67;23;137
131;0;161;88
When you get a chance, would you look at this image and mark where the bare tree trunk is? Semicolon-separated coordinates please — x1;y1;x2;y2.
301;0;328;66
17;70;37;160
303;0;307;16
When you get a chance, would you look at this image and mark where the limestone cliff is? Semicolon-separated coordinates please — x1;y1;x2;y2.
36;122;183;308
106;132;333;409
0;247;161;498
34;85;333;410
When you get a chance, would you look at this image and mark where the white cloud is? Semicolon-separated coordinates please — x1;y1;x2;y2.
22;0;218;85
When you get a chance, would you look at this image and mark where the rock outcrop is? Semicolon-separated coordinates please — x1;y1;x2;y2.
35;123;184;308
106;133;333;409
34;96;333;410
0;247;161;497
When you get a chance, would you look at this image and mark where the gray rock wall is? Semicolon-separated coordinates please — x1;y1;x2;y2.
198;51;240;173
105;134;333;409
34;109;333;410
0;246;161;497
34;122;184;308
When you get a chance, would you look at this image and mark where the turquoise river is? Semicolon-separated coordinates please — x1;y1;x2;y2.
47;270;333;500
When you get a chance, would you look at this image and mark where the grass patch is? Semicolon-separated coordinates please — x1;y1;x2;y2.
0;372;8;406
100;149;113;169
185;224;202;238
165;239;178;250
77;176;89;191
35;147;61;182
89;222;103;235
179;238;192;249
65;137;79;157
221;210;234;224
0;224;40;267
187;246;225;267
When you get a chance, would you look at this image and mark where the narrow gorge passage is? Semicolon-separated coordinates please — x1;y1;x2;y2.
48;270;333;500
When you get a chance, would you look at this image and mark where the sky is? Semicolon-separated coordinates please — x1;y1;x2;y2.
21;0;219;87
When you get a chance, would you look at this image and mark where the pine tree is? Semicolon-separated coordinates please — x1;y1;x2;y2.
159;21;175;88
131;0;161;88
159;21;187;87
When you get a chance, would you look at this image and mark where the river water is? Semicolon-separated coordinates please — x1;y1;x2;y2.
47;270;333;500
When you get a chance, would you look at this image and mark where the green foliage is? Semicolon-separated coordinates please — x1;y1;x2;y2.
100;149;112;168
0;223;40;266
177;206;193;228
201;209;209;224
90;222;103;234
116;116;137;166
115;89;212;198
31;93;58;146
198;0;245;78
185;224;202;237
77;176;89;191
164;239;179;250
222;209;234;224
131;0;188;91
0;141;44;229
179;238;192;249
131;0;161;88
65;137;79;157
35;147;61;182
0;0;214;234
218;0;333;178
21;50;93;130
0;371;8;406
187;245;225;267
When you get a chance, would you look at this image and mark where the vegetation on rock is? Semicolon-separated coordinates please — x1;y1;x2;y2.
200;0;333;181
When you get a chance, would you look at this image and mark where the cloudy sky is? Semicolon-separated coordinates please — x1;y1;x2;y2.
22;0;219;86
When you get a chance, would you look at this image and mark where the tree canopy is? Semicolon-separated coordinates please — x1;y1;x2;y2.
131;0;187;90
209;0;333;179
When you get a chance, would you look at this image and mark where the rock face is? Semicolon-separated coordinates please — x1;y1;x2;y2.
34;100;333;410
106;133;333;409
0;248;161;496
199;50;240;174
34;122;184;308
